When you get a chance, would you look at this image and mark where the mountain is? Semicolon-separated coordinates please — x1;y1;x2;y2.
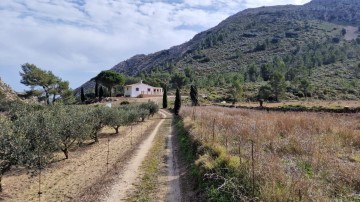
79;0;360;101
0;78;19;101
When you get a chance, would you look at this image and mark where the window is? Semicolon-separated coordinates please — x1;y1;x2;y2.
148;88;151;92
136;88;139;91
154;89;156;92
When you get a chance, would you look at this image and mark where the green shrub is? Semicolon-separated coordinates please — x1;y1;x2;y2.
120;101;130;105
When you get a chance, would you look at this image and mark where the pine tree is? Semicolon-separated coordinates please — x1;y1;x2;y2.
95;82;99;97
190;85;199;106
269;72;286;102
80;87;86;103
162;85;168;109
174;88;181;115
99;86;104;101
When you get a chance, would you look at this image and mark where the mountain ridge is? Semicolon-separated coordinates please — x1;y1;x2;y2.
78;0;360;100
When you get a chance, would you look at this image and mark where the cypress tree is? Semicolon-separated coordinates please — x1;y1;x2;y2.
162;85;168;109
99;86;104;101
174;88;181;115
95;82;99;97
190;85;199;106
80;87;86;103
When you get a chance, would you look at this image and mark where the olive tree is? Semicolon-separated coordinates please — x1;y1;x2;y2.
0;117;22;192
86;106;109;142
140;101;159;117
52;106;92;159
12;109;58;174
104;108;126;134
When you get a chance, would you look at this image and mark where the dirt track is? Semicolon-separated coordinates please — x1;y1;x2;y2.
1;110;182;202
1;115;159;202
104;109;181;202
104;111;167;201
163;110;181;202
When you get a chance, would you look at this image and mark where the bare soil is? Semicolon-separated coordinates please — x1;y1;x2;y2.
162;110;181;202
104;110;182;202
344;26;358;41
1;110;186;202
104;111;167;201
1;115;160;202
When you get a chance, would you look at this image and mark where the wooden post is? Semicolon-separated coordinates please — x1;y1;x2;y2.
212;118;216;144
251;140;255;198
225;136;228;152
38;148;42;202
131;125;133;146
238;140;241;164
107;138;110;173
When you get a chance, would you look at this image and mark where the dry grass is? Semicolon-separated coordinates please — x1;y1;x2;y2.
231;100;360;109
180;106;360;201
127;114;171;202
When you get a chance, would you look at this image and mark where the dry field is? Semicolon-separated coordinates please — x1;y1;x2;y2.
181;106;360;201
233;100;360;109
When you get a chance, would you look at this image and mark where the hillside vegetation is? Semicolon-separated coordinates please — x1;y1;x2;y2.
0;78;19;101
79;0;360;102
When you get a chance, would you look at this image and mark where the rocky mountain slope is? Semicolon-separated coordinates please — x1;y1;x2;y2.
79;0;360;100
0;78;19;101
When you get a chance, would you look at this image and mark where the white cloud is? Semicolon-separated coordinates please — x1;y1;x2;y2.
0;0;311;91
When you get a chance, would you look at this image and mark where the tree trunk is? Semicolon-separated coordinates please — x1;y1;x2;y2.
43;86;50;105
115;126;119;134
62;148;69;159
94;135;99;143
108;87;112;97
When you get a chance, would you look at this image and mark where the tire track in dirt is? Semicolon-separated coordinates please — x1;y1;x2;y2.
104;111;168;202
163;110;182;202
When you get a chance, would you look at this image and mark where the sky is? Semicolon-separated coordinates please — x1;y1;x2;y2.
0;0;311;92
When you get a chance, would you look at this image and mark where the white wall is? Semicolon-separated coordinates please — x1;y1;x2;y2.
124;83;162;97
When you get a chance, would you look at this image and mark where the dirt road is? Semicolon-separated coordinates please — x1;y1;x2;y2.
163;110;181;202
2;115;160;202
104;111;167;201
104;109;181;201
1;110;182;202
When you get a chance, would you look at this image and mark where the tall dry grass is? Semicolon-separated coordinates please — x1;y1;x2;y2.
181;106;360;201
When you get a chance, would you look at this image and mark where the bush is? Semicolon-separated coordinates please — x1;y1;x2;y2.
12;109;58;171
120;101;130;105
51;106;93;159
86;106;111;142
0;117;21;191
139;101;159;117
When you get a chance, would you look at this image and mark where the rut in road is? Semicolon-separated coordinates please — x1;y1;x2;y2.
105;110;181;201
162;110;181;201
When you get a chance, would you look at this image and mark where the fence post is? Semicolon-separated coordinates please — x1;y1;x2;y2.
131;125;133;146
107;138;110;173
212;118;216;144
251;140;255;198
238;141;241;164
38;148;42;202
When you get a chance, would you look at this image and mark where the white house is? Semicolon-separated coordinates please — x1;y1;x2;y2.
124;80;163;98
